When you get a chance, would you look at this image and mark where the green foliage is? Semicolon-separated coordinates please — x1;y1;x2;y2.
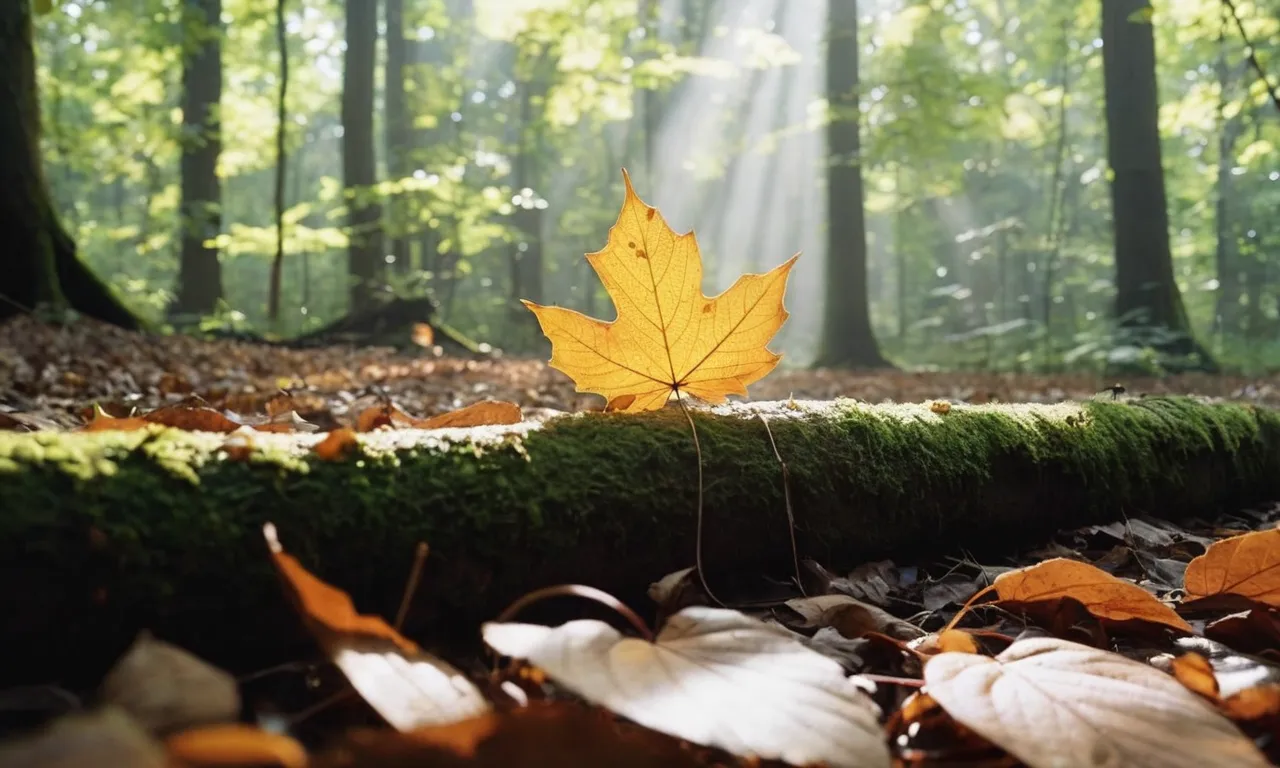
30;0;1280;367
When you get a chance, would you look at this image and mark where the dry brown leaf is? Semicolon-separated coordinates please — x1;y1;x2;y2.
482;606;889;768
937;629;981;654
315;702;708;768
783;594;925;641
1185;528;1280;607
355;402;405;432
313;427;360;461
925;637;1269;768
888;691;1015;766
1170;652;1219;700
983;557;1192;633
1223;684;1280;721
142;404;244;433
264;523;490;730
99;632;240;736
81;404;152;432
411;323;435;348
416;400;522;429
165;723;307;768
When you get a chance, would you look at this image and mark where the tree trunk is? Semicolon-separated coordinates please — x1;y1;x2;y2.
172;0;225;321
343;0;383;313
267;0;289;323
0;1;137;329
1213;32;1244;337
384;0;411;274
1100;0;1210;366
816;0;889;369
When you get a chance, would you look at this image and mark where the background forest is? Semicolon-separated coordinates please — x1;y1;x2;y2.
25;0;1280;374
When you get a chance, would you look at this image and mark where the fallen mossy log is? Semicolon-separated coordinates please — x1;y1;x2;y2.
1;396;1278;686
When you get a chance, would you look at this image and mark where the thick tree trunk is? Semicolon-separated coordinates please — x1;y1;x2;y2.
172;0;225;321
0;2;137;328
1;398;1277;685
817;0;889;369
1101;0;1211;367
343;0;383;313
384;0;411;274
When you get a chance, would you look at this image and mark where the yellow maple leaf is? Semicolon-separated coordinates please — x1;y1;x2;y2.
523;170;798;412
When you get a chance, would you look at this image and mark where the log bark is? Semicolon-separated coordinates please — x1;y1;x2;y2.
1;397;1277;686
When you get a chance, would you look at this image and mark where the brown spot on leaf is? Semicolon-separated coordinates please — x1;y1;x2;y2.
646;207;656;220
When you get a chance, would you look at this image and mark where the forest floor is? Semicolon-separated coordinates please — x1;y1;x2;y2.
2;315;1279;429
4;314;1280;764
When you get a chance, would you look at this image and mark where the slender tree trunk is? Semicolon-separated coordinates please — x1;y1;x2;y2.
1100;0;1211;367
343;0;383;313
385;0;411;273
172;0;225;320
267;0;289;322
0;1;136;328
816;0;889;369
1214;24;1245;336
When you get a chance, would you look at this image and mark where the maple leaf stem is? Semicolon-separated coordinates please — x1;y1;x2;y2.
758;414;806;597
675;393;726;609
393;541;430;632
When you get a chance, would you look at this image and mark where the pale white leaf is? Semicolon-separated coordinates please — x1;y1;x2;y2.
925;636;1269;768
483;606;889;768
331;640;491;731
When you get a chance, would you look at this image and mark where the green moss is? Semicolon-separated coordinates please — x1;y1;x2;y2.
1;396;1278;685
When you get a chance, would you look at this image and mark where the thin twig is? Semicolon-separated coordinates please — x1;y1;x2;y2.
493;584;653;641
675;393;726;608
758;414;805;596
286;689;355;726
393;541;430;632
236;659;319;684
859;673;924;689
1222;0;1280;112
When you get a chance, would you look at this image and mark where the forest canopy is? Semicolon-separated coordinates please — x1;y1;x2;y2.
22;0;1280;373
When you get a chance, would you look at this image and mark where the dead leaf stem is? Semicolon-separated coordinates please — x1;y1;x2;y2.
758;414;805;596
493;584;653;641
393;541;430;632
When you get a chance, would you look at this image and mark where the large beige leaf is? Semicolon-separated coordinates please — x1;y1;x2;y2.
482;606;889;768
924;637;1269;768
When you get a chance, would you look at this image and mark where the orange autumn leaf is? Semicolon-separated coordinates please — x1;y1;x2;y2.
412;322;435;348
263;524;489;730
417;400;522;429
165;723;307;768
81;404;151;432
1224;685;1280;721
522;169;797;413
955;558;1192;634
354;400;522;432
313;427;359;461
1184;528;1280;607
143;404;243;433
1170;652;1219;700
264;522;418;655
936;629;981;654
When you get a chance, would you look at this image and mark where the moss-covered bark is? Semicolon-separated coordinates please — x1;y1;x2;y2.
1;397;1277;685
